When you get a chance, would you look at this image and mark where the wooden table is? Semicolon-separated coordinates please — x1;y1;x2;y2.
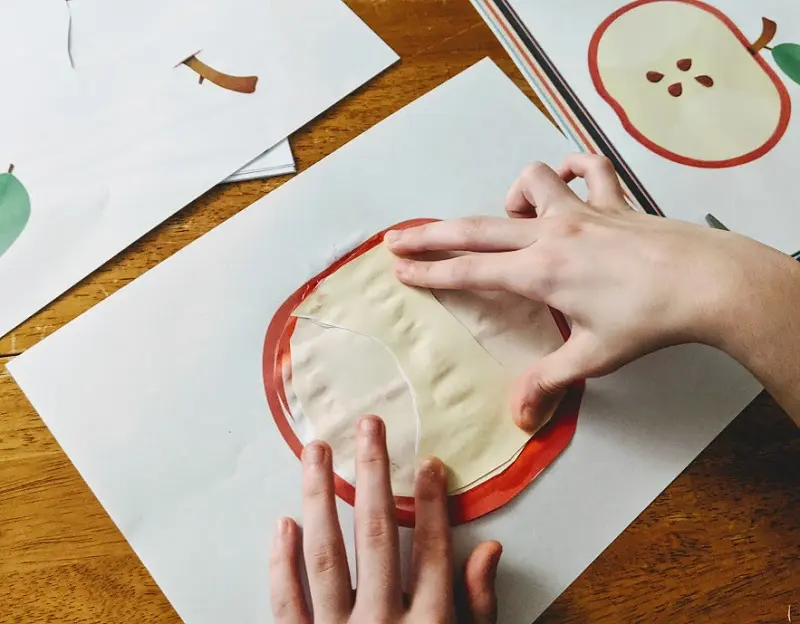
1;1;798;622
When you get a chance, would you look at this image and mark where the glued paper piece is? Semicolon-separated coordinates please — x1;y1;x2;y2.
181;55;258;93
433;289;565;376
289;319;417;496
0;165;32;259
288;286;566;496
294;243;532;492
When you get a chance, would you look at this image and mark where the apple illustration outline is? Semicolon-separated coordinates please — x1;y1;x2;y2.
589;0;793;169
0;164;32;260
261;220;585;527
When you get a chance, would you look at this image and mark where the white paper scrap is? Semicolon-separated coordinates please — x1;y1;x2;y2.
224;139;296;183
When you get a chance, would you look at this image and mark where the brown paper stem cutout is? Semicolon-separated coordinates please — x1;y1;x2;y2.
181;55;258;94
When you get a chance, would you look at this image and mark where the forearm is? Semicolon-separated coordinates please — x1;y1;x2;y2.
711;247;800;424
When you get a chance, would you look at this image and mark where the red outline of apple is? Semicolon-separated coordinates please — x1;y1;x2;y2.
589;0;792;169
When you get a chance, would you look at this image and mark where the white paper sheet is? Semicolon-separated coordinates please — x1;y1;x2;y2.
498;0;800;255
0;0;396;337
8;59;761;623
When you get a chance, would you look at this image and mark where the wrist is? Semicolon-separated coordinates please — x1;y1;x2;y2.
700;239;800;372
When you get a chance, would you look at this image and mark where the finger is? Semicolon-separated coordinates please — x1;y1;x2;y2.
301;442;352;619
408;458;453;617
505;162;582;219
270;518;312;624
395;252;524;293
555;153;630;214
354;416;403;616
512;333;600;432
384;217;533;256
461;541;503;624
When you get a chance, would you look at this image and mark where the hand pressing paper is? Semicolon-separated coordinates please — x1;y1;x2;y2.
263;220;584;524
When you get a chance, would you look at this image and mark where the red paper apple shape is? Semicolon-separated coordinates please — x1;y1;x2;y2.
589;0;792;168
262;220;585;526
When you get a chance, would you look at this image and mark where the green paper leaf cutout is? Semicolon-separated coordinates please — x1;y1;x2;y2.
772;42;800;86
0;169;31;259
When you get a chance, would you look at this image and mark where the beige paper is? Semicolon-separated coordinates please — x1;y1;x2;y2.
289;318;418;495
293;243;534;491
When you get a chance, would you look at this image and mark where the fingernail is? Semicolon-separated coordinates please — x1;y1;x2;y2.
303;442;326;465
359;416;382;437
274;518;290;544
420;457;444;480
520;405;539;430
489;544;503;581
384;230;401;244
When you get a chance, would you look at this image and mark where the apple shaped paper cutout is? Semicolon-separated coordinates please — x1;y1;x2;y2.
0;165;31;259
589;0;794;169
262;220;585;526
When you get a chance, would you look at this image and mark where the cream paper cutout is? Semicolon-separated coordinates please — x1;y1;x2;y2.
432;289;564;376
289;318;417;495
293;243;536;492
288;257;566;495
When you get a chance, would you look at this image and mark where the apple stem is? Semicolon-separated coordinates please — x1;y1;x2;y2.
180;55;258;94
748;17;778;55
7;164;13;174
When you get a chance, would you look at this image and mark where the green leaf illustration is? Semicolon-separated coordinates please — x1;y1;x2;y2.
772;42;800;86
0;166;32;259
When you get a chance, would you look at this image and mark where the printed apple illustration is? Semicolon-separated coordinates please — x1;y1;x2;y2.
589;0;798;168
0;165;31;259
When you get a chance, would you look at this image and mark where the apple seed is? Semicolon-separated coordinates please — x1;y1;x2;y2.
694;75;714;88
647;71;665;83
668;82;683;97
677;58;693;71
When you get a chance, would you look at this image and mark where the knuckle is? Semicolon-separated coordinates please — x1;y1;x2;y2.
309;542;343;576
357;447;385;469
546;214;584;239
522;161;548;176
451;256;475;283
414;526;449;557
302;476;329;501
458;216;487;243
537;374;565;398
588;153;614;171
520;161;549;183
361;510;394;541
530;249;563;297
272;596;302;621
524;367;563;398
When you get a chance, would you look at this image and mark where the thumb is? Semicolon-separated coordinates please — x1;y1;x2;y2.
460;541;502;624
512;333;598;432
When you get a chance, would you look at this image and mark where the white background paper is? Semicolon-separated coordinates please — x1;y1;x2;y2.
9;60;761;623
509;0;800;254
0;0;397;337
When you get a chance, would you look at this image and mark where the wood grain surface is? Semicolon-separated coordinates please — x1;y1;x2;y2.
1;1;798;622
